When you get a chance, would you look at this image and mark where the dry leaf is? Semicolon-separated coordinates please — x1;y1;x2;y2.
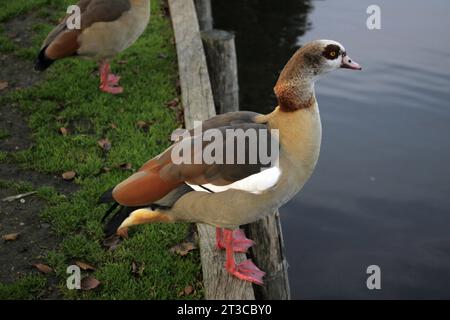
110;123;118;129
170;241;197;256
0;81;8;91
100;167;111;173
184;285;194;296
59;127;68;136
103;234;122;251
136;120;147;129
166;98;180;109
33;263;53;274
98;138;112;151
2;233;20;241
131;261;145;277
178;285;194;297
62;171;76;181
81;276;100;290
75;261;96;271
118;163;132;171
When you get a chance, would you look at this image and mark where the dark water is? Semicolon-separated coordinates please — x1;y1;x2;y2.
213;0;450;299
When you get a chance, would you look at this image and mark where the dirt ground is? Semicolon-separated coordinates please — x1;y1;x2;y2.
0;35;77;292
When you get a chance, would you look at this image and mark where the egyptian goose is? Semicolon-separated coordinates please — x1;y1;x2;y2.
100;40;361;285
34;0;150;94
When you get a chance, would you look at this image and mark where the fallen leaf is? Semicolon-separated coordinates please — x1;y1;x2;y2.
2;233;20;241
98;138;112;151
100;167;111;173
75;261;96;271
118;163;132;171
62;171;76;181
59;127;68;136
0;80;8;91
110;123;118;129
81;276;100;290
178;285;194;297
117;60;128;65
103;234;122;251
166;98;180;109
33;263;53;274
170;241;197;256
184;285;194;296
136;120;148;129
131;261;145;277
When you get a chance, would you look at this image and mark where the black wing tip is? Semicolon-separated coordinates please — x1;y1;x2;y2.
102;204;169;238
98;188;115;204
103;206;135;238
34;47;54;71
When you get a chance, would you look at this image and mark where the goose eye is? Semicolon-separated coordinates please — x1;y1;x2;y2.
330;51;336;57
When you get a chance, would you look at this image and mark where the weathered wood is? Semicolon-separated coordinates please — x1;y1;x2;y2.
169;0;215;125
201;30;239;114
244;212;291;300
198;225;255;300
194;0;213;31
168;0;254;300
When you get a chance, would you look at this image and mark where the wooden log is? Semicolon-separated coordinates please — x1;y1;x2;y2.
201;30;239;114
194;0;213;31
168;0;255;300
169;0;215;125
244;212;291;300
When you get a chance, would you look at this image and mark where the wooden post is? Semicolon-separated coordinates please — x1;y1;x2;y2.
194;0;213;31
201;30;239;114
168;0;254;300
244;213;291;299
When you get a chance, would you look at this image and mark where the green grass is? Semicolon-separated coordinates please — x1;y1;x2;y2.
0;128;9;140
0;275;48;300
0;0;203;300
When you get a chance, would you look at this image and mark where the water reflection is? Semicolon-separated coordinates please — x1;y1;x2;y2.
212;0;313;110
212;0;450;299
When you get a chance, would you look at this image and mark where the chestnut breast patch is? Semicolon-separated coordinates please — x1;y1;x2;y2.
322;44;341;60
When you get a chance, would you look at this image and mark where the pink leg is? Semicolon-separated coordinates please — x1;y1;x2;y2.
107;74;121;86
224;229;265;285
99;62;123;94
216;227;255;253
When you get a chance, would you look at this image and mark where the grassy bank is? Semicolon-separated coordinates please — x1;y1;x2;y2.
0;0;202;299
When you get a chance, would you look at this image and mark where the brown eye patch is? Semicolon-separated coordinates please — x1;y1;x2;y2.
322;44;341;60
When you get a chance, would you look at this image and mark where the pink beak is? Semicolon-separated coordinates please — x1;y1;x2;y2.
341;54;362;70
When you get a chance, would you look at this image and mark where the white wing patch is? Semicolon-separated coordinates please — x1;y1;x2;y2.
188;166;281;194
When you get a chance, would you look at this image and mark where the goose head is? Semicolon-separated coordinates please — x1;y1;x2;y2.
315;39;362;74
275;39;361;111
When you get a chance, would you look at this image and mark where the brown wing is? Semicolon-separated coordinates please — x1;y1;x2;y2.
112;112;279;206
43;0;131;60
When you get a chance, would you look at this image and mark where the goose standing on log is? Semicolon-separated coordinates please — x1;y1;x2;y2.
100;40;362;285
35;0;151;94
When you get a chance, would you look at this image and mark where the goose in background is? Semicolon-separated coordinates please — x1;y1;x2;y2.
35;0;151;94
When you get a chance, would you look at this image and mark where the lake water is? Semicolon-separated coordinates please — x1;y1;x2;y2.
213;0;450;299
